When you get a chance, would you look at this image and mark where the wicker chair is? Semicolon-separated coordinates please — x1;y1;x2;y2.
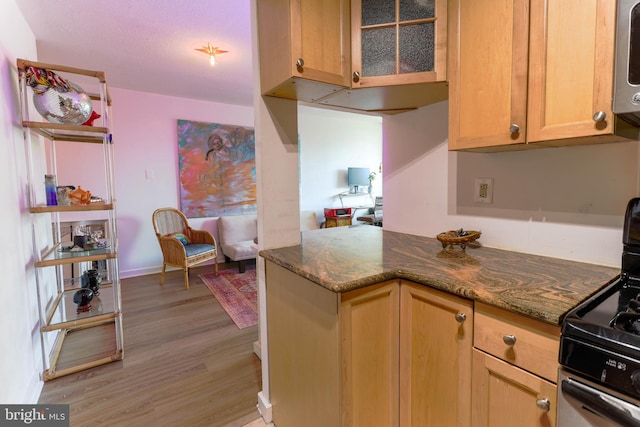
152;208;218;289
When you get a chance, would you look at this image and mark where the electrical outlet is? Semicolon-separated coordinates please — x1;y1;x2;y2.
474;178;494;204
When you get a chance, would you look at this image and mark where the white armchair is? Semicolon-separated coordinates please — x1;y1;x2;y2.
217;214;258;273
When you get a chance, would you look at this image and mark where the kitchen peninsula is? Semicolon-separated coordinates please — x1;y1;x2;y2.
260;226;619;427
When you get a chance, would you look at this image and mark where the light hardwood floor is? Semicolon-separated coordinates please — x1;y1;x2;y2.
38;262;264;427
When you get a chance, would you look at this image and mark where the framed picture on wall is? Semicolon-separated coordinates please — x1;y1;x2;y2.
177;119;256;217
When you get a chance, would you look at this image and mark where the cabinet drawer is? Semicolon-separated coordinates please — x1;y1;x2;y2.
325;216;352;227
474;302;560;383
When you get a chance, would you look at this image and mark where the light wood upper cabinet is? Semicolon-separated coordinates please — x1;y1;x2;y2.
527;0;615;145
257;0;449;114
257;0;351;102
449;0;627;151
317;0;449;114
399;282;473;427
350;0;447;88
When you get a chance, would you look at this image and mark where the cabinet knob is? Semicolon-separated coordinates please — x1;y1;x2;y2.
296;58;304;72
455;312;466;323
593;111;607;122
536;398;550;412
509;123;520;133
352;71;361;83
503;334;517;346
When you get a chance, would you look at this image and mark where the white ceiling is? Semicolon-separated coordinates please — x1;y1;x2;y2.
16;0;254;107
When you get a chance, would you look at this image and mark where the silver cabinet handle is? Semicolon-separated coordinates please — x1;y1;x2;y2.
353;71;361;83
296;58;304;72
503;334;516;346
509;123;520;133
536;398;550;412
455;312;466;323
593;111;607;122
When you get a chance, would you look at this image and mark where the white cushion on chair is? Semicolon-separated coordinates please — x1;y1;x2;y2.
222;241;256;260
218;215;258;262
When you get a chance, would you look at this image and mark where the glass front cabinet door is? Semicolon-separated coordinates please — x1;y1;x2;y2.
351;0;447;88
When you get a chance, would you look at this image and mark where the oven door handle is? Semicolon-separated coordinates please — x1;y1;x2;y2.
562;379;640;427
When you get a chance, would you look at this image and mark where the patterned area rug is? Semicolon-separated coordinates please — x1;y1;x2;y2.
199;266;257;329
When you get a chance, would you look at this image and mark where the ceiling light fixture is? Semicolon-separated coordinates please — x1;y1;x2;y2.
195;43;228;67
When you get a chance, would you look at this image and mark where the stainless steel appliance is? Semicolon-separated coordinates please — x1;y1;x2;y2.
614;0;640;126
558;370;640;426
558;198;640;426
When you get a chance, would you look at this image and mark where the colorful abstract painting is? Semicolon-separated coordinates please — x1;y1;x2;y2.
177;120;256;217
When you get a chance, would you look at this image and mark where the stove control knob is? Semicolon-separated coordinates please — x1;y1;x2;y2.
503;334;517;346
631;370;640;393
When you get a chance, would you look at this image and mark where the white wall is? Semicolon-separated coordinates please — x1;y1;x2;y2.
0;0;44;403
298;105;382;223
55;88;255;278
384;101;639;267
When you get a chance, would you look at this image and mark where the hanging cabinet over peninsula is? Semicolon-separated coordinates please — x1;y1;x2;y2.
256;0;351;103
448;0;637;152
17;59;123;381
257;0;449;114
318;0;449;113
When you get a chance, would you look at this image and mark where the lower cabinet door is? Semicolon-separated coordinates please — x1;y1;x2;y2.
399;281;473;427
472;349;557;427
341;281;400;427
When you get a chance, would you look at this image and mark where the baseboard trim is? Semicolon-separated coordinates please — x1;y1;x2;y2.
120;258;229;279
119;266;163;279
257;391;272;423
25;370;43;404
253;340;261;360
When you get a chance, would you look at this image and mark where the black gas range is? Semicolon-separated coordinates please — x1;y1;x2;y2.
558;198;640;426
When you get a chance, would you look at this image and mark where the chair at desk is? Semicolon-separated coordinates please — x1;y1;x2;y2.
356;196;383;226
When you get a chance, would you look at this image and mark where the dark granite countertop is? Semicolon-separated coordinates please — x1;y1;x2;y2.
259;226;620;325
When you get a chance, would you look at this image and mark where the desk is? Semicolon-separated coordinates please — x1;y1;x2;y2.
338;191;374;208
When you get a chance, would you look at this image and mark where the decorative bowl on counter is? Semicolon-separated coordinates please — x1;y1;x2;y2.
436;229;481;251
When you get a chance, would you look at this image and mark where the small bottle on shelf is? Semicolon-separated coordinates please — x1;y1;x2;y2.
44;174;57;206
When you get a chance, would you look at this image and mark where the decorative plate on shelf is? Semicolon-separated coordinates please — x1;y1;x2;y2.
436;229;481;251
